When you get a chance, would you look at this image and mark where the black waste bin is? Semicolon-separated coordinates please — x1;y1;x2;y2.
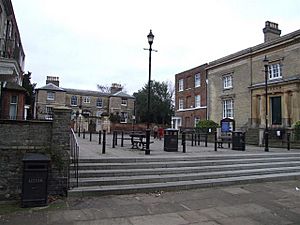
22;153;50;207
164;128;178;152
232;132;246;151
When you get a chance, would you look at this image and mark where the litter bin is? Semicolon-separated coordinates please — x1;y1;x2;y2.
22;153;50;207
164;128;178;152
232;132;246;151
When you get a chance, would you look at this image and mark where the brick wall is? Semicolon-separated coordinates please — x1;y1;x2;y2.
0;107;71;201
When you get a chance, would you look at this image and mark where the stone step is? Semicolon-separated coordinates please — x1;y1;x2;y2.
72;161;300;178
74;156;300;170
68;171;300;197
70;166;300;187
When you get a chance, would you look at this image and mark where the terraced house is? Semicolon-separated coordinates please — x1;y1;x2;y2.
35;77;135;132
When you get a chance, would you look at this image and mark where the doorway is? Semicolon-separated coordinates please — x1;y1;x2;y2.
271;96;282;125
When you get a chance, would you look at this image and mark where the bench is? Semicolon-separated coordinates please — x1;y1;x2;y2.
217;136;232;148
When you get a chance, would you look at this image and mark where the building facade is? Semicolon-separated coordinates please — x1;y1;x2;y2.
173;64;207;129
207;21;300;134
0;0;26;120
35;77;135;132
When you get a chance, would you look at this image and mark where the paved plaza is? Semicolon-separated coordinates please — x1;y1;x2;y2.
1;134;300;225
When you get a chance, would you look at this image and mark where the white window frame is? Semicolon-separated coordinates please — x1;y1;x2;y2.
179;98;184;110
47;92;55;100
45;106;53;120
195;95;201;108
268;63;282;80
96;98;103;108
223;99;234;118
121;98;127;106
71;96;77;106
223;75;233;89
83;96;90;103
195;73;201;87
194;117;200;127
9;95;18;120
120;112;128;123
178;79;184;91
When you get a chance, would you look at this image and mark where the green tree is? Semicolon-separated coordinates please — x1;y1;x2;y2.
133;80;174;125
22;71;36;119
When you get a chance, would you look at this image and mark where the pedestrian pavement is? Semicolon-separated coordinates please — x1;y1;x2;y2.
77;133;299;159
1;180;300;224
1;133;300;224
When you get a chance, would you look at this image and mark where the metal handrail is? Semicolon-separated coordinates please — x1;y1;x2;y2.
69;128;79;188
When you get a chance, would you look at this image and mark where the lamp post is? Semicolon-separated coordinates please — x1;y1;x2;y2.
144;30;155;155
263;56;269;152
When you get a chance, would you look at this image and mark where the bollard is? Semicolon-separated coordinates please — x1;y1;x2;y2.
98;130;102;145
115;131;118;146
205;133;208;147
287;133;290;151
90;131;92;142
182;131;186;153
214;131;217;151
121;131;124;147
145;129;151;155
198;133;200;146
191;133;194;146
83;129;86;139
112;131;115;148
194;133;197;146
102;130;106;154
78;127;81;137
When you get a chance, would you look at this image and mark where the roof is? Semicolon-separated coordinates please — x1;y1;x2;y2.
36;83;65;92
112;91;135;99
3;82;27;92
207;28;300;69
63;88;110;97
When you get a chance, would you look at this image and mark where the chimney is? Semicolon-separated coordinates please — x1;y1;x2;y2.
263;21;281;42
46;76;60;87
110;83;123;94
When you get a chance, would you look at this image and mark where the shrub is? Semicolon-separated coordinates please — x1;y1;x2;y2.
294;121;300;140
196;120;219;133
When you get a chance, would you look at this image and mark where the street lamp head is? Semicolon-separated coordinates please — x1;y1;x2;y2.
263;55;269;65
147;29;154;45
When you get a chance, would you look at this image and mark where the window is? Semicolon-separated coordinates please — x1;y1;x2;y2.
179;98;184;110
121;98;127;106
195;95;201;108
47;92;55;100
71;96;77;106
268;63;282;80
83;96;90;103
194;117;200;127
178;79;184;91
195;73;201;87
120;112;128;123
45;106;53;120
9;95;18;120
223;99;234;118
96;98;103;107
223;75;232;89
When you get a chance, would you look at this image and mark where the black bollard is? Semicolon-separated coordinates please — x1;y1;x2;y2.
98;130;102;145
287;133;290;151
102;130;106;154
83;129;86;139
121;131;124;147
115;131;118;146
182;131;186;153
205;133;208;147
145;129;151;155
214;131;217;151
90;131;92;142
191;133;194;146
112;131;115;148
78;127;81;137
198;133;200;146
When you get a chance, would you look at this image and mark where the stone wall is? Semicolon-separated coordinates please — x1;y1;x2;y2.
0;107;71;201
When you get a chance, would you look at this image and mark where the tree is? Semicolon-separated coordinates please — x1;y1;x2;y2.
133;80;174;125
22;71;36;119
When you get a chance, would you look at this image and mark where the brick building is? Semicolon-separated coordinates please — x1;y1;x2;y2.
173;64;207;128
0;0;26;120
35;77;135;132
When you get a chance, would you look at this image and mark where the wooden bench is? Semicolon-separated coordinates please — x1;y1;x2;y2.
217;135;232;148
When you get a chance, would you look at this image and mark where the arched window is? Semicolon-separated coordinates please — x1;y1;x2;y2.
96;98;103;107
71;96;77;106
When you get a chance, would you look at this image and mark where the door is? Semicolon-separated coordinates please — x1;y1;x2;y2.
271;96;282;125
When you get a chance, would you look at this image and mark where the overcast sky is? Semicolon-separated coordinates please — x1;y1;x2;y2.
13;0;300;95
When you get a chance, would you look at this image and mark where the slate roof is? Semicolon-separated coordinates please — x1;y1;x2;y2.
36;83;65;92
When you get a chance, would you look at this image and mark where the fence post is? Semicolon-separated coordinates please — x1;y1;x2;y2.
102;130;106;154
90;131;92;142
121;131;124;147
287;132;290;151
83;129;86;139
182;131;186;153
214;131;217;151
98;130;102;145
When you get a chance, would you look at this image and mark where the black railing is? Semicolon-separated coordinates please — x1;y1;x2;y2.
69;128;79;188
